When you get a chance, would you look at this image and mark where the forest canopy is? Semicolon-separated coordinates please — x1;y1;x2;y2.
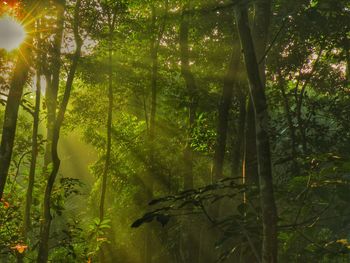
0;0;349;262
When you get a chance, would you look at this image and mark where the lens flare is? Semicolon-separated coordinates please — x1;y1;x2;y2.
0;15;26;52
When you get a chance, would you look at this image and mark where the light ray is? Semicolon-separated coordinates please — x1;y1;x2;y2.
17;45;30;67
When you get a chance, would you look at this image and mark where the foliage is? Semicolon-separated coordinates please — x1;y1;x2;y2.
0;0;349;262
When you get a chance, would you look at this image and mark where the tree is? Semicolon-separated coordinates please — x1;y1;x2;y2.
37;1;82;261
0;16;33;198
24;18;42;237
235;2;278;262
179;1;197;191
212;39;241;181
42;0;66;170
1;0;350;262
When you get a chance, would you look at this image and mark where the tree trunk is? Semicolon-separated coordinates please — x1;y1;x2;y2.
240;2;273;260
149;3;158;195
180;4;197;190
144;7;158;263
37;1;82;262
345;37;350;85
243;0;272;184
212;43;241;181
252;0;272;83
99;27;114;224
0;38;33;198
231;89;246;177
43;0;65;170
244;100;259;184
235;5;278;263
144;3;168;262
24;67;42;237
98;23;114;263
179;4;201;263
280;79;296;156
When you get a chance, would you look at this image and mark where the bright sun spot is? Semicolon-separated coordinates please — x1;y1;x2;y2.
0;16;26;52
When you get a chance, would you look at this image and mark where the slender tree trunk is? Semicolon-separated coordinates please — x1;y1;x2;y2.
244;100;259;184
146;0;168;199
180;5;197;190
296;96;307;154
345;37;350;85
252;0;271;83
280;84;296;157
149;3;158;192
0;38;33;198
212;44;241;181
179;4;201;263
43;0;65;170
144;3;168;262
24;68;42;237
24;17;43;238
99;28;114;223
98;25;114;263
231;89;246;177
143;92;149;133
235;5;278;263
243;0;272;184
37;1;82;262
144;6;157;263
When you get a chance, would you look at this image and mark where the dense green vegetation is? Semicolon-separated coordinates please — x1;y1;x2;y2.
0;0;349;262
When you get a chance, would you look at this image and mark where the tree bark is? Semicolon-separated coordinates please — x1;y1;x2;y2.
243;0;272;184
0;38;33;198
37;1;82;262
244;100;258;184
235;5;278;263
43;0;65;170
240;5;272;261
24;59;42;237
345;37;350;85
212;43;241;181
99;14;115;225
252;0;272;83
98;14;115;263
231;89;246;177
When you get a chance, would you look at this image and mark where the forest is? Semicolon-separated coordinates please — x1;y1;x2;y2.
0;0;349;262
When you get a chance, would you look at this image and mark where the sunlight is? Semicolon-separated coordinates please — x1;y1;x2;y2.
0;15;26;52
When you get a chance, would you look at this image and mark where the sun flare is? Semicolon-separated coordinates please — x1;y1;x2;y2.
0;16;26;52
